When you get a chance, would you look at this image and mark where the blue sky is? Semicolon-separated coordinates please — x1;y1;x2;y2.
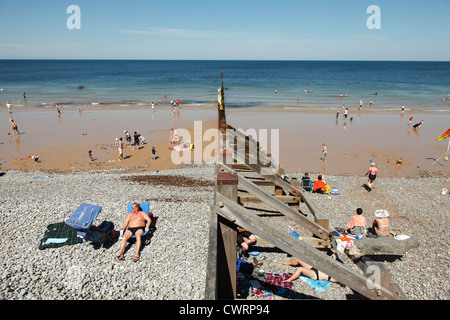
0;0;449;60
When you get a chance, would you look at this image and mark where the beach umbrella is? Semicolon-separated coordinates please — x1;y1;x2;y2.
432;128;450;164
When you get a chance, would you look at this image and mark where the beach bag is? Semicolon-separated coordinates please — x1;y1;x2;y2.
98;220;114;234
85;221;115;242
237;258;253;275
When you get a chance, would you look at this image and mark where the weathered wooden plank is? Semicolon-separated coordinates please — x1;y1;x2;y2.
220;163;329;240
215;194;400;300
238;195;300;204
204;206;218;300
222;142;327;223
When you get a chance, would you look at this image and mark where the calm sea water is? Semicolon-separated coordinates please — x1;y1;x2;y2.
0;60;449;110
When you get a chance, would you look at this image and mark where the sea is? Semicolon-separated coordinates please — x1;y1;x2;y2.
0;60;449;111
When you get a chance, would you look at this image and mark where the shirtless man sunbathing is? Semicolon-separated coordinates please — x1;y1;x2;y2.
116;203;152;262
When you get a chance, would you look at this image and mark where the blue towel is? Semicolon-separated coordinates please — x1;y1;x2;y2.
44;238;68;245
300;276;333;294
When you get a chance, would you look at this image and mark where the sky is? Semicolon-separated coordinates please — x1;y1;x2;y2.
0;0;449;60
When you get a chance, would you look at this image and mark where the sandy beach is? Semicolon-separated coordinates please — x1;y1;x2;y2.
1;102;449;302
1;103;218;173
2;103;448;178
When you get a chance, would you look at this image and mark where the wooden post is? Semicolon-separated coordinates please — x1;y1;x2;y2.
217;214;237;299
216;171;238;299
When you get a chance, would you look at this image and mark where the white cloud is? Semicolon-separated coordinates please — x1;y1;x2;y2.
119;27;233;39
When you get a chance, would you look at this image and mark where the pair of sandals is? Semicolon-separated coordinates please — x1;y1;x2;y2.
117;254;139;262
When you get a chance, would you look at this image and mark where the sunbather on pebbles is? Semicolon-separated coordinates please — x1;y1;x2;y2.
116;203;152;262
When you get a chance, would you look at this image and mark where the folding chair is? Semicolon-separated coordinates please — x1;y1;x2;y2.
301;178;313;192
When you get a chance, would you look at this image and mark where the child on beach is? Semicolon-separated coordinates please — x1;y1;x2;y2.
10;119;20;135
152;146;156;160
124;130;132;147
321;144;327;162
88;150;94;162
133;132;140;150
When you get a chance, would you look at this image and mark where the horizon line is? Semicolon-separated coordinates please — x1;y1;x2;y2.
1;58;449;62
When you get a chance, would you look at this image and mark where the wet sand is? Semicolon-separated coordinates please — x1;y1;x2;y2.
1;103;449;177
1;104;218;172
225;106;450;177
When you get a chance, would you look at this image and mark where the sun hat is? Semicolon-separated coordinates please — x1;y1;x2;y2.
374;209;389;218
371;162;376;166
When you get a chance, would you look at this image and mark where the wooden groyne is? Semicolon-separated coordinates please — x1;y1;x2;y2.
205;75;408;300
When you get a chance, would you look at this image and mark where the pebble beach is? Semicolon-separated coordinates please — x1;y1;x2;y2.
0;164;216;300
1;162;448;300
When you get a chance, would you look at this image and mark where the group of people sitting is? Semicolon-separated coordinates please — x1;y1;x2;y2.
301;173;329;194
347;208;390;237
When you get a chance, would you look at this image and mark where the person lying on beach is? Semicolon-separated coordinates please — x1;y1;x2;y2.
237;227;257;258
312;175;326;193
24;155;39;162
281;252;339;283
116;203;152;262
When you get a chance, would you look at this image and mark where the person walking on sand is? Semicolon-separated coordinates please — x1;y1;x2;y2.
6;100;12;114
365;163;378;190
321;143;327;162
133;132;140;150
152;146;156;160
10;118;20;135
124;130;132;147
118;137;124;161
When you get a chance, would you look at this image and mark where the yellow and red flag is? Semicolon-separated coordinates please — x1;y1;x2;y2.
436;128;450;140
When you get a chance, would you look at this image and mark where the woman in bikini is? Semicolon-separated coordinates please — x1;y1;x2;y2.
281;252;339;283
365;162;379;189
